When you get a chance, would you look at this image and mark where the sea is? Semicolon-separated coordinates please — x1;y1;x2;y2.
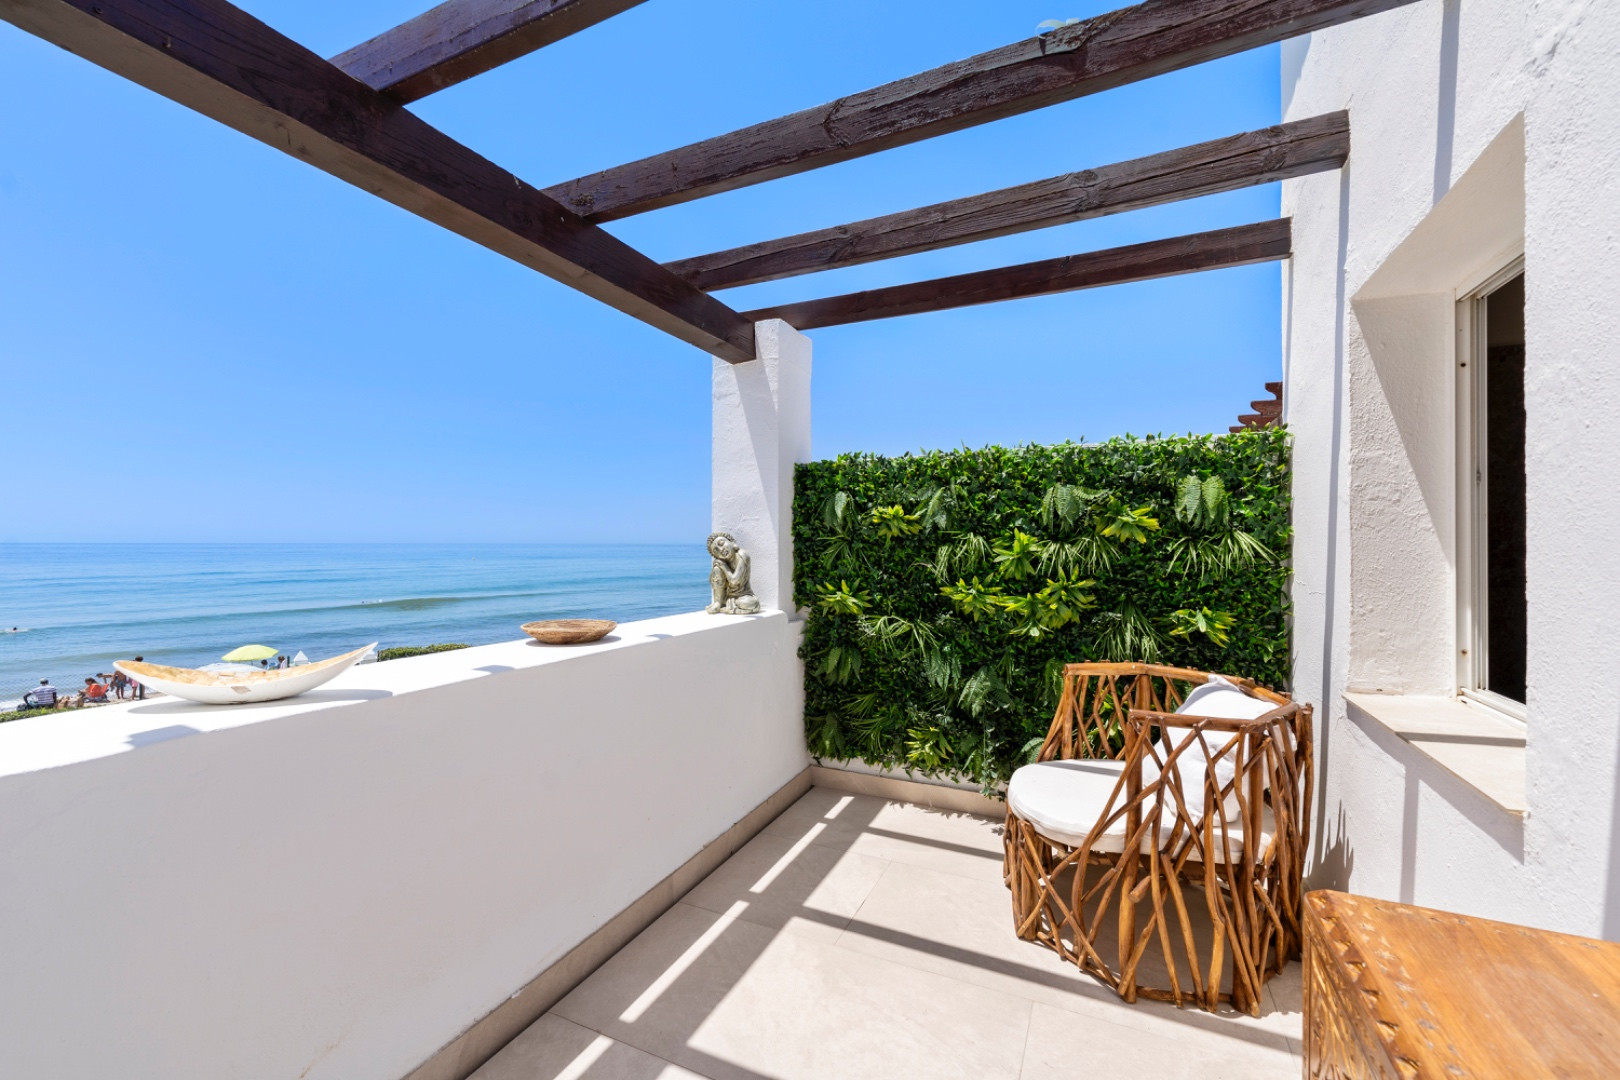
0;543;709;707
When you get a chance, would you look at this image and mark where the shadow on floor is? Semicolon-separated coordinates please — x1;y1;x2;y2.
474;788;1303;1080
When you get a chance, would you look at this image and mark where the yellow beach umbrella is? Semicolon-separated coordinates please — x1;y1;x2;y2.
222;644;279;663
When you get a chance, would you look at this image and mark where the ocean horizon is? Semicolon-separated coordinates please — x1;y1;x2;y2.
0;542;710;704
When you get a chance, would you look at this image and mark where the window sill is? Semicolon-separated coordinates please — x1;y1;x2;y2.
1343;692;1527;815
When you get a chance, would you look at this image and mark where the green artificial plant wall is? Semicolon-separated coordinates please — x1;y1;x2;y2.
794;430;1292;789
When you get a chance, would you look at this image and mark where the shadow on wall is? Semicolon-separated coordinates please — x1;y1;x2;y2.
1312;165;1352;871
1314;700;1528;911
125;688;395;716
127;725;203;749
1604;724;1620;941
1434;0;1461;202
1345;698;1524;860
1309;806;1356;894
1342;698;1525;887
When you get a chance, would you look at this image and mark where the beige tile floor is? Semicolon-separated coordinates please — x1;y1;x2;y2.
473;787;1304;1080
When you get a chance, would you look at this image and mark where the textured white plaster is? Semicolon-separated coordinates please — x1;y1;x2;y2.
1521;0;1620;938
1286;0;1620;936
1345;292;1457;695
712;320;812;615
0;614;810;1079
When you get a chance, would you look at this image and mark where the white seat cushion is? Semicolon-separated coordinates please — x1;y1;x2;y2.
1008;759;1164;853
1010;676;1284;862
1008;758;1274;862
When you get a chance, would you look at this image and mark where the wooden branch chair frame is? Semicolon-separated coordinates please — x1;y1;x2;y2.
1004;662;1314;1015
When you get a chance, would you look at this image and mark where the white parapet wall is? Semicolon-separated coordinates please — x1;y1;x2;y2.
0;612;808;1080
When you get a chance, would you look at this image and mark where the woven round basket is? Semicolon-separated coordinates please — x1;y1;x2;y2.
521;619;617;645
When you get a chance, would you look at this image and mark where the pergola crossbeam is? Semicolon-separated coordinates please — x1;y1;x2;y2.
548;0;1418;221
332;0;648;103
670;113;1345;291
742;219;1293;330
1;0;755;362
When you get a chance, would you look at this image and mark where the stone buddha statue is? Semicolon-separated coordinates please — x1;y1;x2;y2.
706;532;761;615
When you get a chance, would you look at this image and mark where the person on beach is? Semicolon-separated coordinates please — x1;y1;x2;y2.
24;679;58;709
79;677;108;706
132;657;146;700
111;670;129;700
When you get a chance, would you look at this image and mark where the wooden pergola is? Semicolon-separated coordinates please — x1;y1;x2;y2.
1;0;1419;363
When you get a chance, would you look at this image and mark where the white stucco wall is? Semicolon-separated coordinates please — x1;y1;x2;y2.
712;320;812;615
0;613;808;1080
1284;0;1620;934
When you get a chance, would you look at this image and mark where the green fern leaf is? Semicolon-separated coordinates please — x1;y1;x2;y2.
1176;475;1204;524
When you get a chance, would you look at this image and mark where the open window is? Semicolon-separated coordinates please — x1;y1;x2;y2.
1459;261;1526;715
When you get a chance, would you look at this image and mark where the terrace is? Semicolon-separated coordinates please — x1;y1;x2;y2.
5;0;1618;1078
0;621;1305;1080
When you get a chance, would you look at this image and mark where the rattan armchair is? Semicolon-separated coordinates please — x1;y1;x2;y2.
1003;662;1313;1015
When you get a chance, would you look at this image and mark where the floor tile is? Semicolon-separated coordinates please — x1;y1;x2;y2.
490;794;1303;1080
679;827;888;942
1026;915;1304;1051
842;800;1007;876
837;835;1301;1051
835;856;1125;1013
756;789;892;844
470;1014;704;1080
554;902;1034;1080
765;789;1008;880
1265;960;1303;1017
1020;1002;1299;1080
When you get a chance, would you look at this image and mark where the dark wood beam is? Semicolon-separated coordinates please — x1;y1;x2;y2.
549;0;1417;222
332;0;648;103
671;113;1345;291
1;0;755;362
743;219;1292;330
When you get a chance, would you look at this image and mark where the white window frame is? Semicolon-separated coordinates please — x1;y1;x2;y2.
1454;250;1526;724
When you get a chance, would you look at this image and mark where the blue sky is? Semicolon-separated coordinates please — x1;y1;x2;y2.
1;1;1283;544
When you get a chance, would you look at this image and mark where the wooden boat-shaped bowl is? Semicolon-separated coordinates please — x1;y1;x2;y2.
522;619;616;645
114;644;376;706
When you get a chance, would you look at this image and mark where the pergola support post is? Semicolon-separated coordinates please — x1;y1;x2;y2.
711;320;812;616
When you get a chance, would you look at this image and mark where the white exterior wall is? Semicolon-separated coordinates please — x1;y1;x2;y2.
0;613;809;1079
713;320;813;615
1284;0;1620;934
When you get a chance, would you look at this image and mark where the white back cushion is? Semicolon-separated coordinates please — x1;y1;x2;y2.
1158;676;1278;813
